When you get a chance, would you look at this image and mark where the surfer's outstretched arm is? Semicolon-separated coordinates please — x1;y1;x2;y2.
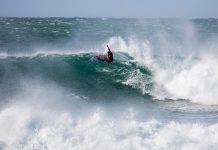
107;45;111;52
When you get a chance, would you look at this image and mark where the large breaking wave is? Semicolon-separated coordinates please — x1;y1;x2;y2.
1;36;218;105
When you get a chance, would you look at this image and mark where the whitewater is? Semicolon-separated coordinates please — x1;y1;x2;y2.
1;17;218;150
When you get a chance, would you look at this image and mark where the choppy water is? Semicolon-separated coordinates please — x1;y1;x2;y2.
0;17;218;150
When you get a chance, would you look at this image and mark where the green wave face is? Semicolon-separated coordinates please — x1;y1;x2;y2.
0;52;153;101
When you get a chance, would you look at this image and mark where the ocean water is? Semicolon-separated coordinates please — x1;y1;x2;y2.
0;17;218;149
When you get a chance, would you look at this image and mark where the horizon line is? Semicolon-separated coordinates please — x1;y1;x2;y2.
0;16;218;20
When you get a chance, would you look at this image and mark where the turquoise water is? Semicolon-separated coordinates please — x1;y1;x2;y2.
0;18;218;149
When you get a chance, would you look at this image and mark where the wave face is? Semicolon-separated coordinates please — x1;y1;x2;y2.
1;17;218;149
0;53;152;101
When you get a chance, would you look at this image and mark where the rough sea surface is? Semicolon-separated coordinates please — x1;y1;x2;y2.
0;17;218;149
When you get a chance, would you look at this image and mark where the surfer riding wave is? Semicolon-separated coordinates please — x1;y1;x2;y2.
95;45;113;63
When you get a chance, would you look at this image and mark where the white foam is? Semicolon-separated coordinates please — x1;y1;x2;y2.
153;54;218;105
0;74;217;149
122;69;152;95
0;104;218;150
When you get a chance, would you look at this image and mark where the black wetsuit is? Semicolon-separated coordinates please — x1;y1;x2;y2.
107;51;113;62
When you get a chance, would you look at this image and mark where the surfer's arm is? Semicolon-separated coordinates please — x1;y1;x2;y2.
107;45;111;52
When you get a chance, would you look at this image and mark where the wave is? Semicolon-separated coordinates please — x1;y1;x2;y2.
0;52;152;102
1;47;218;105
0;22;218;105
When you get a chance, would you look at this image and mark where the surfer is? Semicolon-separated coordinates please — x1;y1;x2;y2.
95;45;113;63
106;45;113;63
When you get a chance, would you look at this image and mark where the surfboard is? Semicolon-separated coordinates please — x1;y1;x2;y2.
90;55;106;62
90;56;99;62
